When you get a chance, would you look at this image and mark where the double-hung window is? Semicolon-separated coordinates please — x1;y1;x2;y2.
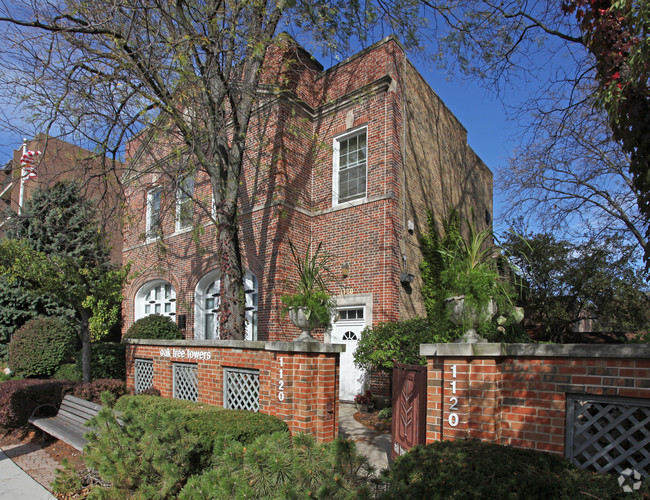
176;177;194;231
146;187;162;239
333;128;367;205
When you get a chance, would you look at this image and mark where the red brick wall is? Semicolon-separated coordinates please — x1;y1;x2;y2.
422;344;650;455
125;339;342;442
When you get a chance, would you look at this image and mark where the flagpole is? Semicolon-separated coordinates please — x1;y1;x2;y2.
18;139;27;215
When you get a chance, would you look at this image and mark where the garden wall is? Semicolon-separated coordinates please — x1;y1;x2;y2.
420;343;650;457
125;339;343;442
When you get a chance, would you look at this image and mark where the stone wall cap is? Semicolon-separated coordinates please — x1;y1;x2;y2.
124;338;345;353
419;342;650;358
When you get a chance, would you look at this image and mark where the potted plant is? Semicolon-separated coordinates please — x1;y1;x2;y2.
354;390;374;413
281;240;335;341
437;213;521;342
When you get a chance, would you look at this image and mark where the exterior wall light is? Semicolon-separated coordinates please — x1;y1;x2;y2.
400;273;415;284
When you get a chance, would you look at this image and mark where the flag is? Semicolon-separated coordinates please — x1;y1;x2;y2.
20;150;41;179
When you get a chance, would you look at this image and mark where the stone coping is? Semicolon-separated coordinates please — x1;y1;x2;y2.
420;342;650;359
124;338;346;353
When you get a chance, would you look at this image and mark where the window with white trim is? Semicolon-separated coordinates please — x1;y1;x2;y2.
333;128;367;205
135;280;176;320
176;177;194;231
194;271;258;340
146;187;162;239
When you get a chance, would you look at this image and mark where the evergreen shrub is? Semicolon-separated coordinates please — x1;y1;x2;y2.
75;342;126;380
380;439;641;499
63;394;289;498
52;363;82;381
123;313;182;340
180;432;376;499
0;379;77;428
8;317;76;377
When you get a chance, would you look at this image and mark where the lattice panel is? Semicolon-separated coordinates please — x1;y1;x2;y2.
134;359;154;394
566;394;650;478
173;363;198;402
224;367;259;411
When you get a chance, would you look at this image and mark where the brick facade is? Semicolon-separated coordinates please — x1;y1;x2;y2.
126;339;343;442
121;36;493;399
421;343;650;455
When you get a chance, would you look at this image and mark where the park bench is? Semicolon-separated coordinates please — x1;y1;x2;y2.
29;394;106;451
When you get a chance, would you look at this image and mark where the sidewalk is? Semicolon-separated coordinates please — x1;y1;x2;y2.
338;402;392;473
0;446;56;499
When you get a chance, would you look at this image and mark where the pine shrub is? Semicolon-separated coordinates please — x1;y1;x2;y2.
123;313;182;340
380;439;641;499
8;316;76;378
180;432;376;499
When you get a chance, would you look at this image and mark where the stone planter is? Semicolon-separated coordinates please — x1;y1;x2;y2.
444;295;496;343
288;307;320;342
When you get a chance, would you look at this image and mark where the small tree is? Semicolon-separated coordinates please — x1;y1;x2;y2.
0;181;128;382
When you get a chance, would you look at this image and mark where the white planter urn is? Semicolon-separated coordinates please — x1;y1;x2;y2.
445;295;496;343
289;307;320;342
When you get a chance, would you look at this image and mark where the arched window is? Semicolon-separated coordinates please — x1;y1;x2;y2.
135;280;176;320
195;271;258;340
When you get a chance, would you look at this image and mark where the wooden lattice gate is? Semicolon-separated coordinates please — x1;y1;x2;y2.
391;363;426;459
566;393;650;478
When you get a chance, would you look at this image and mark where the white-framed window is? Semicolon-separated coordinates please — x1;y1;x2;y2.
146;187;162;239
134;280;176;320
194;270;258;340
333;127;367;205
176;176;194;231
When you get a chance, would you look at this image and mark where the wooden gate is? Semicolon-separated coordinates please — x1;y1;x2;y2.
391;363;427;459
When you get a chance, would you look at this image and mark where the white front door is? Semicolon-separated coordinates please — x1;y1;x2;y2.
331;307;367;401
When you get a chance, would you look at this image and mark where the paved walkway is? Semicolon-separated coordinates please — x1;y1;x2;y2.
0;403;390;498
339;402;392;473
0;445;56;499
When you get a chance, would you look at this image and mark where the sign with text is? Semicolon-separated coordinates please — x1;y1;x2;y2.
159;348;212;360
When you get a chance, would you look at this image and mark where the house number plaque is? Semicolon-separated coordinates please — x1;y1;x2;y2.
278;357;285;401
448;364;459;427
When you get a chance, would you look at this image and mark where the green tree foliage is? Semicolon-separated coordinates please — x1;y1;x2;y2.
8;316;76;378
0;181;128;382
502;231;650;343
123;314;183;340
180;432;375;499
354;318;456;374
0;276;74;361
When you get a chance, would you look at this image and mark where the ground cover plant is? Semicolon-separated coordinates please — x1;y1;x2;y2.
379;439;647;499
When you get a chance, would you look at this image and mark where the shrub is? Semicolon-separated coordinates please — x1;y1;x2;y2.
68;395;290;498
52;363;82;382
123;313;182;340
71;379;126;403
377;407;392;420
180;433;375;499
354;318;457;374
8;316;76;377
379;439;642;499
75;342;126;380
0;379;77;429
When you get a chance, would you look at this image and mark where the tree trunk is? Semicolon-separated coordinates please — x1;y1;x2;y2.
216;200;245;340
80;310;92;383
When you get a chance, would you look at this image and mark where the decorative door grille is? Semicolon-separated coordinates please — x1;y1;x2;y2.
134;359;154;394
224;367;259;411
173;363;198;402
566;394;650;478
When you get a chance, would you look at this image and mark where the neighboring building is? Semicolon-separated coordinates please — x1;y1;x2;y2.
121;36;493;400
1;134;124;263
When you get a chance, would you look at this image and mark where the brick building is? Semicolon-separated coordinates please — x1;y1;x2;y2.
121;36;493;401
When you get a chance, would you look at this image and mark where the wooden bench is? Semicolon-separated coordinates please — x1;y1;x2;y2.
29;395;105;451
